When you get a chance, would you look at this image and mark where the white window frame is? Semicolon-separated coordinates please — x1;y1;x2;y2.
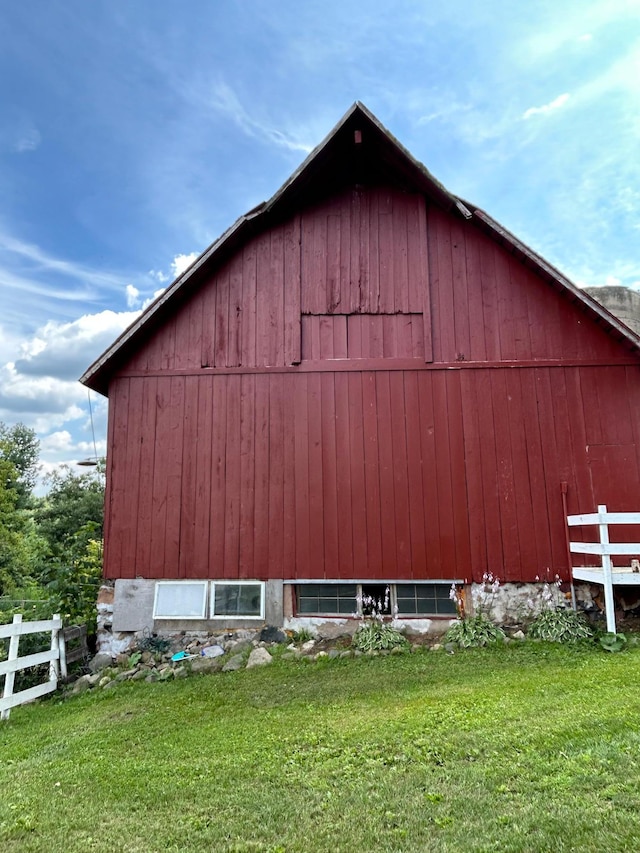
210;581;265;620
153;581;208;620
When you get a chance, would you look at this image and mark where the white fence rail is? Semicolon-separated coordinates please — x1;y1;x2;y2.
0;614;67;721
568;504;640;634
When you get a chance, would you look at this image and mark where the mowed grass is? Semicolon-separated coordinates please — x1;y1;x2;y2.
2;644;640;853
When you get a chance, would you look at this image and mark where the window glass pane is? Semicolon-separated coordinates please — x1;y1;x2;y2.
395;584;456;616
154;583;206;618
296;584;357;615
214;583;263;617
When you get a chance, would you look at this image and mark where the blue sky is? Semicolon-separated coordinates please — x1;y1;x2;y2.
1;0;639;481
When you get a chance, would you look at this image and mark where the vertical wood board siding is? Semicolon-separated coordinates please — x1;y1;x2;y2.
105;364;640;583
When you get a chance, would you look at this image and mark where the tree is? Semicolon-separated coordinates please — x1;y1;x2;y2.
0;422;40;507
35;466;104;560
0;457;45;595
34;467;105;631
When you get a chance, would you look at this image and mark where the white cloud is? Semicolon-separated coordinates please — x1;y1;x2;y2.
142;287;167;310
523;94;570;120
12;310;140;382
171;252;199;278
126;284;140;308
149;268;169;283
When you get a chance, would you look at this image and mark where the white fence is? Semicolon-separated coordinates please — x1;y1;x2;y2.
0;614;67;721
568;504;640;634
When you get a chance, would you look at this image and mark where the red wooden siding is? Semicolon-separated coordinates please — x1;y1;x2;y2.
105;181;640;586
104;363;640;583
427;206;627;365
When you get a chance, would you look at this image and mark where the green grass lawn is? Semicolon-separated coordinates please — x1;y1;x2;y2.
2;643;640;853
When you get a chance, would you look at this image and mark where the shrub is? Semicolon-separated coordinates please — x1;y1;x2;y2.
445;613;506;648
528;607;592;642
352;622;409;652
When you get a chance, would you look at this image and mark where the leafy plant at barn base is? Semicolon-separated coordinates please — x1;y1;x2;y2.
446;573;506;647
445;614;505;648
599;631;627;652
352;621;409;652
528;606;592;642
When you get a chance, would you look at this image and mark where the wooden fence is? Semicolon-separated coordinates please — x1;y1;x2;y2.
0;614;84;721
568;504;640;634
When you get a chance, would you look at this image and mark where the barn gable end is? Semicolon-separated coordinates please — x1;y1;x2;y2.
83;103;640;642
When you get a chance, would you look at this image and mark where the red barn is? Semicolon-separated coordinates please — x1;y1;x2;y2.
82;103;640;641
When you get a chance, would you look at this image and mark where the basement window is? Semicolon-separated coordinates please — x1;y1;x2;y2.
210;581;265;619
297;584;358;615
294;582;458;617
395;583;457;617
153;581;208;619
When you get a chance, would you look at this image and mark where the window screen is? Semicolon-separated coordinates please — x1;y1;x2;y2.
153;582;207;619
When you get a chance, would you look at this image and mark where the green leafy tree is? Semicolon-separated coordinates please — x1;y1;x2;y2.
0;422;40;508
35;467;104;631
35;466;104;560
0;457;45;595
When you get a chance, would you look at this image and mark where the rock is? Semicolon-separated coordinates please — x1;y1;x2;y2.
98;676;112;688
115;669;137;682
301;639;316;652
131;669;148;681
512;630;526;641
315;651;328;660
327;649;340;659
140;651;154;664
430;643;443;652
340;650;353;658
246;647;273;668
259;626;287;644
444;642;456;654
190;657;224;674
115;653;130;667
145;672;158;683
222;654;245;672
89;652;113;673
390;646;405;655
102;680;118;690
87;672;103;686
174;666;188;679
227;639;252;654
71;674;92;694
281;651;299;661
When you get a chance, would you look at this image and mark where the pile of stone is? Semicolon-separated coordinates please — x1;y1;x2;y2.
69;626;405;696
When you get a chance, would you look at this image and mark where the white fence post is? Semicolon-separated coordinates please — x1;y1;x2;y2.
567;505;640;635
598;505;617;634
50;614;61;684
1;614;21;721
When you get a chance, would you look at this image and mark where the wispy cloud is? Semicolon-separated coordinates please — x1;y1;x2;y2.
207;81;314;154
0;231;127;291
14;128;41;153
523;94;570;120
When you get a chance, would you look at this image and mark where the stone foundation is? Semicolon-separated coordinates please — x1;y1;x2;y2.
96;578;617;650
